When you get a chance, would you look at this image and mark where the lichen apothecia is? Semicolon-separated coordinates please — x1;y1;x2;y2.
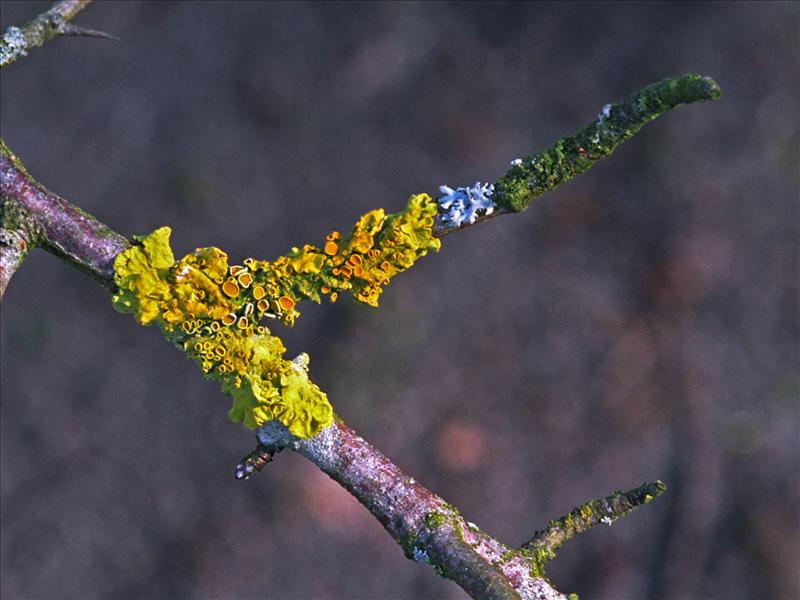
112;194;440;438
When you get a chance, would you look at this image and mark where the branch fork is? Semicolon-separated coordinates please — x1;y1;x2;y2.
0;22;719;593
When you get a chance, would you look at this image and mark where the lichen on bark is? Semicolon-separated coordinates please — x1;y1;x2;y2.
493;74;721;213
111;194;440;437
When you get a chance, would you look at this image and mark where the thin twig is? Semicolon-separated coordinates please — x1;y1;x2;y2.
519;480;668;555
0;0;115;69
432;74;721;237
59;22;117;40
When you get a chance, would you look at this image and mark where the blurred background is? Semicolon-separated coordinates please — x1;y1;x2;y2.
1;2;797;599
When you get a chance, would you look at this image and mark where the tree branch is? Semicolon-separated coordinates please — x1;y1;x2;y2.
255;420;566;600
0;74;720;293
432;73;721;237
519;481;668;556
0;141;129;298
0;73;718;597
0;0;115;69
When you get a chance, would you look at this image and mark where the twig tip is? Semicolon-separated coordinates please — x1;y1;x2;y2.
59;23;118;40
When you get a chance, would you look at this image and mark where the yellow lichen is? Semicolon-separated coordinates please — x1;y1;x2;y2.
112;226;175;325
111;193;440;437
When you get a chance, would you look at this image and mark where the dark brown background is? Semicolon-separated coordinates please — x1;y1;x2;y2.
1;2;798;599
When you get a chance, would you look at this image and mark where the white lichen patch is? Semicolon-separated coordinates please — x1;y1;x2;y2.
0;27;27;67
437;182;496;227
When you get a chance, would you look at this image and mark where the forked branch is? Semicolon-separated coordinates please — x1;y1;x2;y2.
1;72;720;598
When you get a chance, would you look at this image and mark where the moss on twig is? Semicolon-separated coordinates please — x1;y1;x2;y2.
520;480;668;557
493;74;721;213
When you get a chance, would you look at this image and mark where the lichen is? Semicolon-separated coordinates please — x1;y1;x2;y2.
493;74;721;213
424;511;446;529
437;182;496;227
518;545;555;578
412;546;431;564
112;194;440;438
0;26;28;67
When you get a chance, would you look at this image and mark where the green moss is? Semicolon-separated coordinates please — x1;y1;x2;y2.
493;74;721;213
431;562;447;578
424;511;446;529
0;139;28;173
398;531;418;557
518;544;556;577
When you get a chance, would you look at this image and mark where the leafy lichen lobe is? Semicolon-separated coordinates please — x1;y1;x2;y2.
112;194;440;438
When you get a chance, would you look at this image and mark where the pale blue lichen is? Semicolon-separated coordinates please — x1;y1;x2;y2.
437;182;496;227
597;103;612;123
0;26;27;67
412;546;431;564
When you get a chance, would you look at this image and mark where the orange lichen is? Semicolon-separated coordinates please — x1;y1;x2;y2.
112;193;440;437
222;280;240;297
237;272;253;288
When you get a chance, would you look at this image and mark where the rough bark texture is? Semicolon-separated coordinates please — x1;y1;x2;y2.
258;420;566;600
0;143;129;296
